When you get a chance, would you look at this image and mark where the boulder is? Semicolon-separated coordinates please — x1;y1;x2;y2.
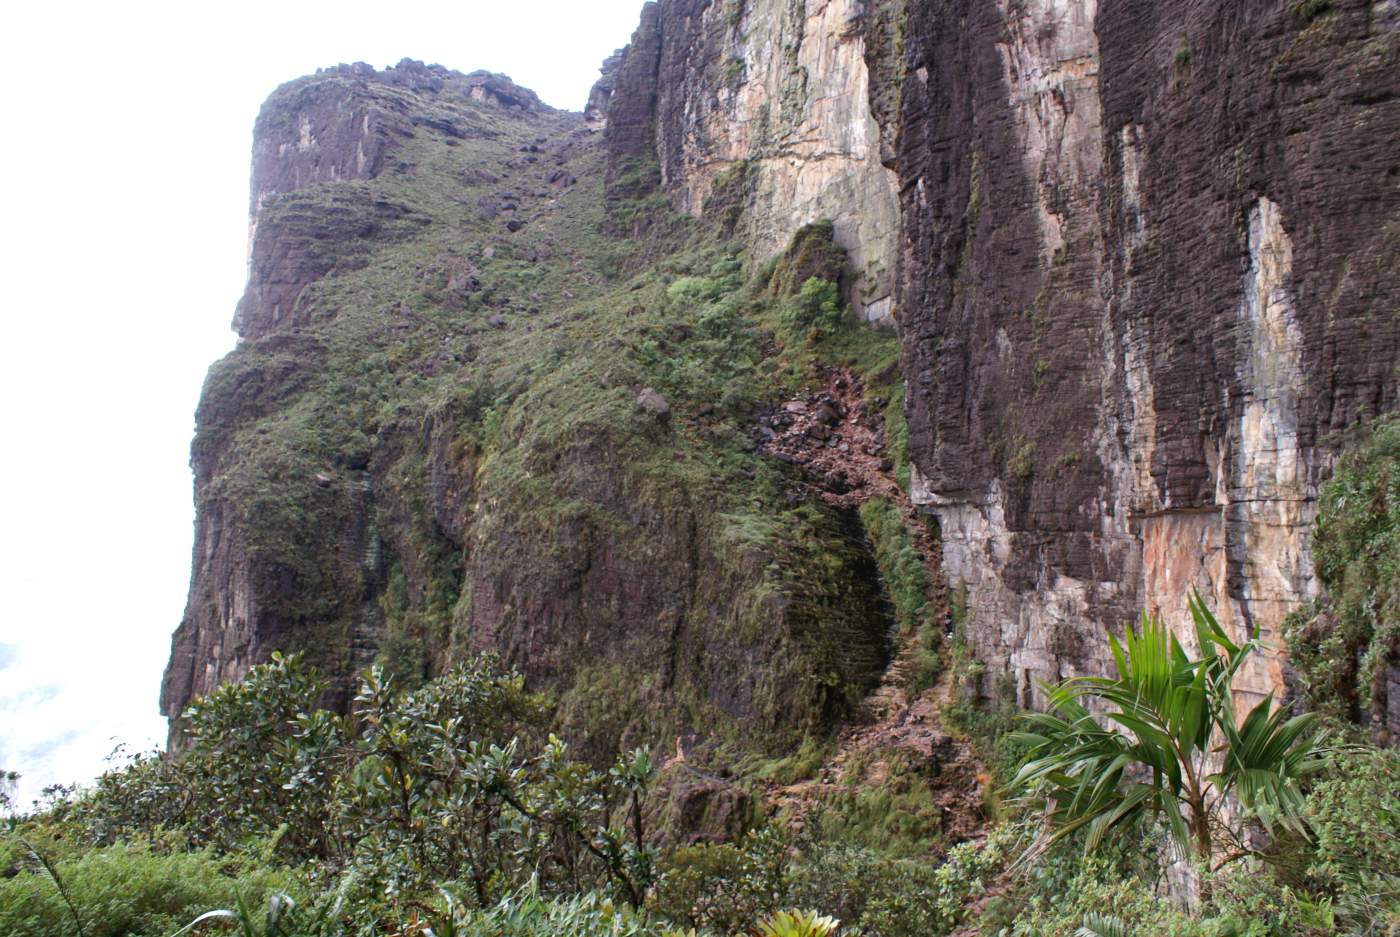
637;387;670;421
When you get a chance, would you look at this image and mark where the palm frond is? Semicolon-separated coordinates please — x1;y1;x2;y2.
1007;592;1327;864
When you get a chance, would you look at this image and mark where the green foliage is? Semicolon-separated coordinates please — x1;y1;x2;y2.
780;278;844;341
988;742;1400;936
0;843;297;937
1;767;19;818
425;883;663;937
178;653;345;859
70;655;656;913
1009;592;1326;863
767;221;845;298
753;909;840;937
1006;440;1035;480
787;827;1014;936
1291;0;1334;27
664;256;742;305
1002;856;1196;937
372;631;428;691
790;844;931;937
1301;748;1400;932
857;498;930;637
167;887;352;937
648;826;790;934
750;736;827;786
816;748;944;858
1285;416;1399;734
943;689;1026;811
857;498;939;693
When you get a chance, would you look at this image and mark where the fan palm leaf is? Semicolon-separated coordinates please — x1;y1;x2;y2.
1007;590;1325;863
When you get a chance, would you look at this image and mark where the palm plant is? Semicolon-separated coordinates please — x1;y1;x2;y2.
1009;591;1326;865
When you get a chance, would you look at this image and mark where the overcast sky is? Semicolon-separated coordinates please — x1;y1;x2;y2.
0;0;646;810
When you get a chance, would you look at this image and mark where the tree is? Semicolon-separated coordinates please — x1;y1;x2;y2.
1009;592;1326;866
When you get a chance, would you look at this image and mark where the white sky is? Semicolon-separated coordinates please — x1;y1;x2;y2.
0;0;646;811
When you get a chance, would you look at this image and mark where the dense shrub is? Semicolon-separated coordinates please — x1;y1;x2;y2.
1302;747;1400;932
647;826;790;934
65;654;656;910
427;884;665;937
789;843;951;937
780;278;844;339
1285;416;1399;736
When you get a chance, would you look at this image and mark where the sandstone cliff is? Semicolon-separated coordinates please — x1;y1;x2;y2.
886;0;1398;724
166;1;1399;751
162;56;900;755
585;0;1398;725
594;0;900;323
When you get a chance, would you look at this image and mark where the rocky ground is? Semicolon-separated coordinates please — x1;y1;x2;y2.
762;368;989;850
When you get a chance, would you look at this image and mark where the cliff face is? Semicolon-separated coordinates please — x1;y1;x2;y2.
596;0;900;322
167;1;1399;749
163;54;899;752
589;0;1398;717
891;0;1399;714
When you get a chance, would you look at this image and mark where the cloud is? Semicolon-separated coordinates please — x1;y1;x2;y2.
0;684;62;710
22;730;79;764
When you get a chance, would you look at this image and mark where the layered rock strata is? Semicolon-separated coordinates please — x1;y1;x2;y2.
167;1;1400;749
892;0;1399;713
594;0;900;323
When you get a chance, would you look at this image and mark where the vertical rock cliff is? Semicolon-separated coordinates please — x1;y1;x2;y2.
166;1;1398;750
892;0;1398;713
595;0;901;322
163;56;899;753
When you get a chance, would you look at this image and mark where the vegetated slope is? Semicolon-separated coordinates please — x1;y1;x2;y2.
161;59;923;778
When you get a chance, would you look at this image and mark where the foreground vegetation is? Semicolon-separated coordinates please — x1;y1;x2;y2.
5;606;1398;936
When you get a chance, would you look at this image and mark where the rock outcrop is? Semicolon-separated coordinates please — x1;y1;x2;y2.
594;0;900;323
892;0;1399;715
163;57;896;751
167;1;1399;752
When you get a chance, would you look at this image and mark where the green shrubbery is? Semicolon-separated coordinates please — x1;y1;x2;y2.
648;827;789;934
1009;593;1325;864
857;497;940;693
1285;415;1398;736
1301;747;1400;931
10;612;1400;936
779;278;844;341
0;844;297;937
32;653;657;926
427;884;663;937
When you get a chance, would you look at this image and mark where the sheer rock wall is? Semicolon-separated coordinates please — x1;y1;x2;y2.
892;0;1399;711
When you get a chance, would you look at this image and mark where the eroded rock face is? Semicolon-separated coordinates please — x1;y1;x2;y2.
167;1;1399;752
894;0;1399;712
595;0;900;323
165;62;552;725
164;55;896;752
234;61;541;340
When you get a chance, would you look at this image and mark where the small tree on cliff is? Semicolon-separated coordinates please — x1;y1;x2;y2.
1008;591;1326;866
